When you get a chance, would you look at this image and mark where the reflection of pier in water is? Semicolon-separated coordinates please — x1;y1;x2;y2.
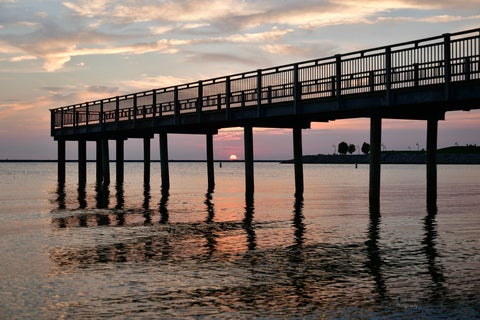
51;187;448;310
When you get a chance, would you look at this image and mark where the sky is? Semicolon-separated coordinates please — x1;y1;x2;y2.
1;0;479;160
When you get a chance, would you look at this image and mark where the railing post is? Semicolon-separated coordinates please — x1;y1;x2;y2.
174;86;180;125
115;96;120;123
86;103;90;128
217;93;222;110
414;63;420;87
225;76;231;120
72;105;77;129
152;89;157;118
133;93;138;126
443;33;451;100
267;86;272;104
293;64;301;114
369;71;375;92
335;54;342;107
385;46;392;105
464;57;471;81
99;100;104;129
50;110;55;135
197;80;203;122
330;76;336;96
257;69;263;117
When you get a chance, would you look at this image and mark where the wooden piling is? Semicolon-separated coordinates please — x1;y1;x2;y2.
244;126;254;194
369;116;382;211
116;139;124;184
144;137;151;185
101;138;110;184
159;132;170;193
96;139;103;183
58;139;66;183
206;133;215;192
78;139;87;184
427;118;438;210
293;127;304;195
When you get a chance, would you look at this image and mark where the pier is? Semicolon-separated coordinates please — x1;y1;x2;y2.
50;28;480;209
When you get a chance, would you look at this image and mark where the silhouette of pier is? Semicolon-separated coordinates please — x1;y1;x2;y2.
51;28;480;209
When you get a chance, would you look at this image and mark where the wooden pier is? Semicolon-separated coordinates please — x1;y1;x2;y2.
51;28;480;209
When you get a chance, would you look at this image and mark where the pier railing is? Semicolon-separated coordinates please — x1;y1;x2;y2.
51;28;480;130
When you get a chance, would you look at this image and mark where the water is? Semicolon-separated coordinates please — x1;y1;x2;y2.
0;162;479;319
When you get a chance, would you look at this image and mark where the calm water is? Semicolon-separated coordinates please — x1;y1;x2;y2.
0;162;479;319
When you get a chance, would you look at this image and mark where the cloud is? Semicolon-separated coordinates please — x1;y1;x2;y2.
3;0;477;73
117;75;190;91
261;44;309;56
227;28;293;43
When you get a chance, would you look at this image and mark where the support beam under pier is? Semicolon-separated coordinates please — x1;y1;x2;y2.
159;132;170;194
116;139;124;184
369;115;382;211
293;127;304;195
244;126;254;194
206;133;215;192
426;117;438;210
58;139;66;183
78;140;87;184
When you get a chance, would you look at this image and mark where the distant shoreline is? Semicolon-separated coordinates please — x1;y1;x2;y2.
2;146;479;164
281;146;480;164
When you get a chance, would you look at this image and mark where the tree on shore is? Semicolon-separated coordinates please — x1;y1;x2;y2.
348;144;356;154
361;142;370;155
338;141;348;155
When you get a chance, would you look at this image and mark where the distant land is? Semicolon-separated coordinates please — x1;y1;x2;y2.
281;146;480;164
1;146;479;164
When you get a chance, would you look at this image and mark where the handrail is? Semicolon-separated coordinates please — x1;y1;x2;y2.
51;28;480;129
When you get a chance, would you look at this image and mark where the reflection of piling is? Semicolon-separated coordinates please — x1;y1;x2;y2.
243;192;256;251
366;208;387;301
423;206;447;298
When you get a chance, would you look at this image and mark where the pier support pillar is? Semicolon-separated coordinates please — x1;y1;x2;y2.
426;118;438;210
116;139;124;184
144;137;151;185
96;140;103;183
78;139;87;184
244;126;254;194
58;139;66;183
159;132;170;194
206;133;215;192
369;115;382;211
293;127;304;195
101;138;110;184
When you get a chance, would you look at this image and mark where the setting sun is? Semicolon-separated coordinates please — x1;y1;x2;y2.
229;154;238;160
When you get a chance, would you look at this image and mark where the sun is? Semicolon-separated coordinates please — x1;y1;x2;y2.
229;154;238;160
